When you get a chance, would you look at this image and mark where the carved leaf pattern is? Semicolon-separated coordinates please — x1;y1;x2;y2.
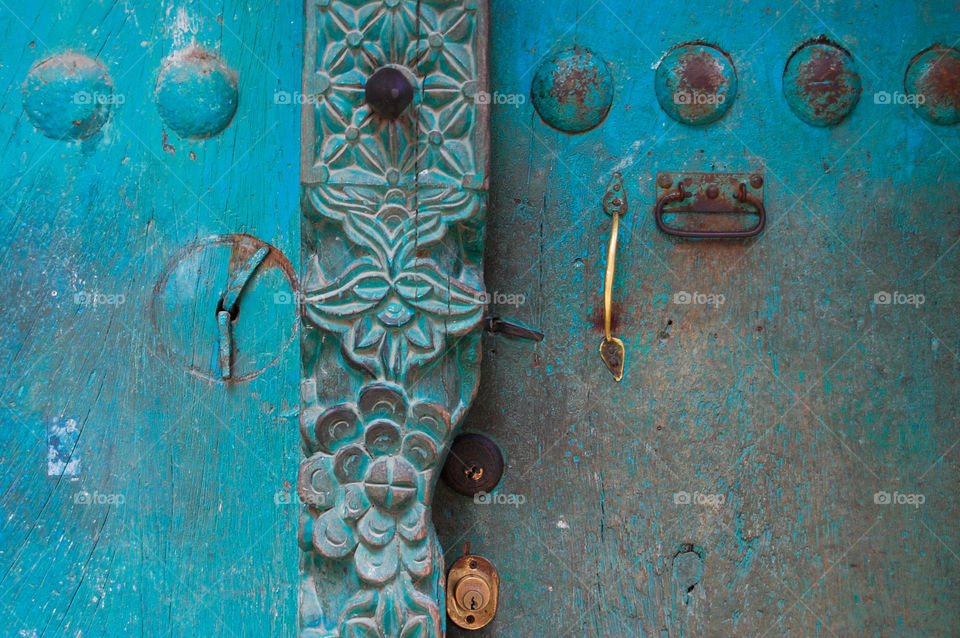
304;184;484;381
301;1;483;636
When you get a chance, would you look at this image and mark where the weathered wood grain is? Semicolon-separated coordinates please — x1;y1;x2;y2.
0;1;302;636
435;1;960;636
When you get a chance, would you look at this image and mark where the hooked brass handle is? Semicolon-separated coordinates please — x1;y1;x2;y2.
599;173;627;382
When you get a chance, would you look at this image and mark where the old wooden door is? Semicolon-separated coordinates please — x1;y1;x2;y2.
432;2;960;638
1;2;302;636
3;1;959;637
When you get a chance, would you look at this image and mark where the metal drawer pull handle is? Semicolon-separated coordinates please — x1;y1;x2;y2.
599;172;628;382
654;177;766;238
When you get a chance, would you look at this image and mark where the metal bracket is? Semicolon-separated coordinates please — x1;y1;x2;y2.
654;171;766;238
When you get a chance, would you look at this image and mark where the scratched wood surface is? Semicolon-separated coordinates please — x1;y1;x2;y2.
0;2;301;636
434;1;960;637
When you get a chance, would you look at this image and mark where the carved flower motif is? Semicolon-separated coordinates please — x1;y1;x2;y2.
308;0;479;185
298;383;450;585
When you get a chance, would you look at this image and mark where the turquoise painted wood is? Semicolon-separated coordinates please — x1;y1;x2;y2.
3;1;959;637
296;2;490;636
433;2;960;637
0;2;302;636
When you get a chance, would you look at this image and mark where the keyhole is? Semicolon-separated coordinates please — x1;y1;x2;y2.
469;594;479;610
465;465;484;481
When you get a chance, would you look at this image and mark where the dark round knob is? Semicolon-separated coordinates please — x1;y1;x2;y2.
365;67;414;119
441;433;504;497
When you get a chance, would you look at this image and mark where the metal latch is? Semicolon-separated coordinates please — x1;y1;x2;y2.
654;171;766;238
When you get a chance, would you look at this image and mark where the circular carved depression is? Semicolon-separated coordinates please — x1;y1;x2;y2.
150;234;298;383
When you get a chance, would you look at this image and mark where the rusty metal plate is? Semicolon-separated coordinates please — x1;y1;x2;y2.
654;171;766;238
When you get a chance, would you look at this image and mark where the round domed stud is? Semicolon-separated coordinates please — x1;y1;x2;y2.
905;45;960;126
365;66;415;119
155;46;239;139
654;42;737;126
22;53;114;140
531;46;614;134
783;39;861;127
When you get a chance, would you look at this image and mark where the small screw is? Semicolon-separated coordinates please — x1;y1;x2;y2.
750;174;764;189
610;197;622;207
657;174;673;189
705;185;720;199
613;182;621;191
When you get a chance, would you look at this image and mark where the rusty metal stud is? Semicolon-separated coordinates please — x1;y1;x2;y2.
441;433;504;496
905;44;960;125
654;42;738;125
749;174;764;189
705;184;720;199
531;46;614;133
657;173;674;189
782;39;861;127
365;66;414;119
447;552;499;630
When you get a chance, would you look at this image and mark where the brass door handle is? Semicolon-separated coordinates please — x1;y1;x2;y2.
599;173;627;382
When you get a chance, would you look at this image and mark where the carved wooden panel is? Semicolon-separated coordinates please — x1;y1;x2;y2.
298;2;488;636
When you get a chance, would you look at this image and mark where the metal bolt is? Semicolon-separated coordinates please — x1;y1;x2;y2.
610;197;622;207
657;174;673;189
705;185;720;199
749;174;764;189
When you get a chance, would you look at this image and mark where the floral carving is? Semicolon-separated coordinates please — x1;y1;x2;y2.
305;0;481;186
299;383;449;636
300;2;487;636
304;185;484;381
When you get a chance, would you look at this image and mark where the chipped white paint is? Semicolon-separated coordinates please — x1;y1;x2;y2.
46;417;80;477
167;5;200;49
607;139;645;179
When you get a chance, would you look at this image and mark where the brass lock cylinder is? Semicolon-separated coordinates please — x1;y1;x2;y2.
446;554;499;630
